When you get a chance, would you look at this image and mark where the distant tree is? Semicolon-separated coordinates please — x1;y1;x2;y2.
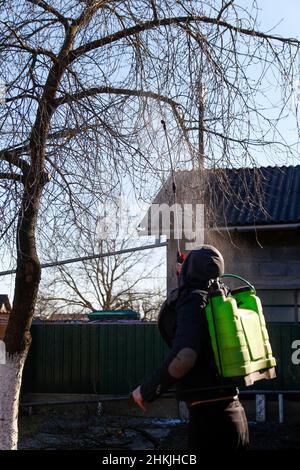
138;290;166;321
37;208;165;313
34;289;59;319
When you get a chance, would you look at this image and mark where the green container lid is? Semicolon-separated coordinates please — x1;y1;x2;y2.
88;309;140;321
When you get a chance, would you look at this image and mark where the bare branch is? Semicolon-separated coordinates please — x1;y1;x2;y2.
150;0;158;21
71;1;113;28
0;173;23;182
54;86;180;108
5;93;40;104
26;0;69;27
69;14;300;63
216;1;234;21
1;25;56;60
0;145;30;173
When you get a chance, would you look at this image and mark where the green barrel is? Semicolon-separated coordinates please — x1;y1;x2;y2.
205;279;276;382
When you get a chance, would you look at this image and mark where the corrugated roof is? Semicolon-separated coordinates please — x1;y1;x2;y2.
149;165;300;228
206;165;300;226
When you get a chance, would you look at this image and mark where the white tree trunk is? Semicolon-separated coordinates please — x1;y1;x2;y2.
0;351;28;450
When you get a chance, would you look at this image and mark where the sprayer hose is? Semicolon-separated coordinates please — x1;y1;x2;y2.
220;274;255;291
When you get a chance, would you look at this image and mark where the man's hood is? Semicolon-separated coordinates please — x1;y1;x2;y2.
178;245;224;290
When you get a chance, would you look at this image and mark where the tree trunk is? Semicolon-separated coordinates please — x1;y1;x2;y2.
0;11;90;451
2;179;44;449
0;350;28;450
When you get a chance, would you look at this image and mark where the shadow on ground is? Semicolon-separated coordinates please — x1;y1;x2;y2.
19;409;300;450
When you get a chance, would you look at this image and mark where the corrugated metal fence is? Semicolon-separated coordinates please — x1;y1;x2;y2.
22;323;169;394
22;323;300;395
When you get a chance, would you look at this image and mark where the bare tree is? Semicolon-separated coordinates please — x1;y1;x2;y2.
138;289;166;321
0;0;300;449
34;289;60;319
37;208;165;313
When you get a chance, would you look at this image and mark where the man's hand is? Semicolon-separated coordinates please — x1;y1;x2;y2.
132;385;147;411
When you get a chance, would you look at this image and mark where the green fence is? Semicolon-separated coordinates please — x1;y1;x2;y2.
22;323;300;395
22;323;169;395
256;323;300;391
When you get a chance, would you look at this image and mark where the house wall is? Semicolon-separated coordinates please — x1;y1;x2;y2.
167;229;300;293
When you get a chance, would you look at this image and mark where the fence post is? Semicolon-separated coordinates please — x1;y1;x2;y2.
278;393;284;424
256;394;266;422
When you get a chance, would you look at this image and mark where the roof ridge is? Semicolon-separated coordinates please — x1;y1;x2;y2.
207;164;300;172
174;164;300;173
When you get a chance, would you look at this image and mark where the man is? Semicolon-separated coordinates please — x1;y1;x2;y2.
132;245;249;450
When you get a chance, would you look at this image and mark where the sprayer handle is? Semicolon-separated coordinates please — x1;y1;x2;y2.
220;274;255;291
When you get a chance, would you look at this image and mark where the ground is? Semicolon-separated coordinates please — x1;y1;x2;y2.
19;407;300;450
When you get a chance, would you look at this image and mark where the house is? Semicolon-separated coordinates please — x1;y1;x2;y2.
0;294;11;340
0;294;11;314
140;165;300;323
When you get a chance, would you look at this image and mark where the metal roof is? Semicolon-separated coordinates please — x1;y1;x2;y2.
140;165;300;231
207;165;300;226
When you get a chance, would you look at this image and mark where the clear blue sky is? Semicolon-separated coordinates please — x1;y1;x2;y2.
233;0;300;169
255;0;300;37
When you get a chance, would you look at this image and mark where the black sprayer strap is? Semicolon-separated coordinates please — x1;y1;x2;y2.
208;293;224;380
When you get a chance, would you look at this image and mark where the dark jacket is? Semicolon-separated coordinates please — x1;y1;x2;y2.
140;245;237;403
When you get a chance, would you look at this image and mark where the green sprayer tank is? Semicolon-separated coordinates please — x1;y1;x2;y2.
205;275;276;386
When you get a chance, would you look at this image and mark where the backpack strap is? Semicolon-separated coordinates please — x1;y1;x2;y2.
191;289;208;296
190;289;209;305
